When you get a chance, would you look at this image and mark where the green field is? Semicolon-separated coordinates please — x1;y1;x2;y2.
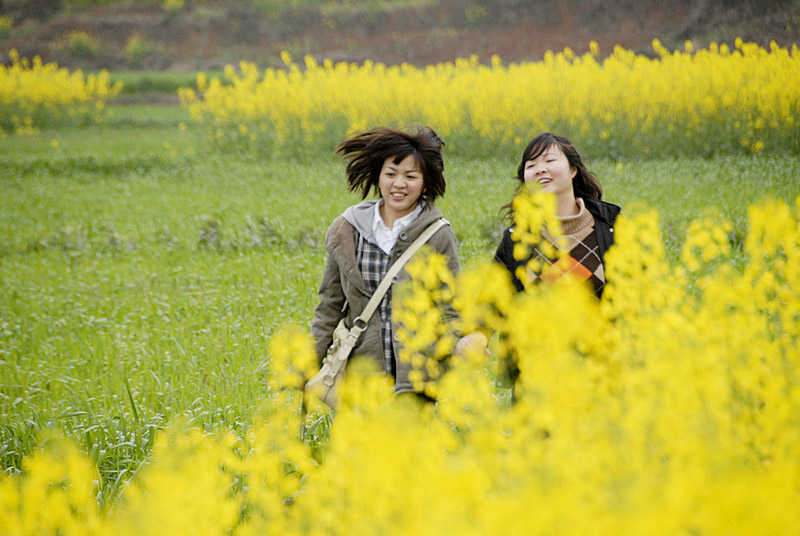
1;102;799;503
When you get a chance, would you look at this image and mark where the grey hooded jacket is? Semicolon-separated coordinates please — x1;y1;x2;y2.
310;200;460;394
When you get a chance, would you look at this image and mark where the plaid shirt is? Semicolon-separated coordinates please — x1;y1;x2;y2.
356;234;394;376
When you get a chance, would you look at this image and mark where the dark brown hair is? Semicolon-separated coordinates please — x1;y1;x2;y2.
516;133;602;199
336;125;446;202
502;133;603;219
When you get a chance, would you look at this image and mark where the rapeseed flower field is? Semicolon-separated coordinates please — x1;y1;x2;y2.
2;35;799;535
179;40;800;157
2;193;798;535
0;50;121;136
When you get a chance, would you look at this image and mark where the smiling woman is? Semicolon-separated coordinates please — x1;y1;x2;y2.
378;154;425;227
308;125;461;403
495;132;619;297
492;133;621;397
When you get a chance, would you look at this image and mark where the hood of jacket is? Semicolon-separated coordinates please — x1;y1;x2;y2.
325;200;445;296
342;199;428;247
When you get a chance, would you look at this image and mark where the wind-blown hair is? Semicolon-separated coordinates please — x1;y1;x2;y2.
336;125;446;202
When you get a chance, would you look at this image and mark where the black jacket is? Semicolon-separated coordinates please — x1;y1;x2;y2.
493;197;621;296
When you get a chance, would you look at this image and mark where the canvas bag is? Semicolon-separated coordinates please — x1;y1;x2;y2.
304;218;448;412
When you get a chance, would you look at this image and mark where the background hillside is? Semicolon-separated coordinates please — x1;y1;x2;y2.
1;0;798;71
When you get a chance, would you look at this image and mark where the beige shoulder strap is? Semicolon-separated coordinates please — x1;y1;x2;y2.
349;218;448;337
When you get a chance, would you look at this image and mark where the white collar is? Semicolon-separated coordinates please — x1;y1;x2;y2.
371;200;423;254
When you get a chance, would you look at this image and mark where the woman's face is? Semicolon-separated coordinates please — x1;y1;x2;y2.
378;154;424;222
522;144;577;197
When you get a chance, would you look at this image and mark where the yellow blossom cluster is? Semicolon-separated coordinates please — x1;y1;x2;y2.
264;326;318;391
681;211;734;272
0;50;121;136
509;189;564;287
180;40;800;157
394;247;458;393
0;434;105;535
2;196;799;535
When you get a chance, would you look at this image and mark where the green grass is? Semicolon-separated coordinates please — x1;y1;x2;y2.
1;104;798;504
108;71;227;96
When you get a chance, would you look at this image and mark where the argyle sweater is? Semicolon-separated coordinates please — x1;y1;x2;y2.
495;198;608;298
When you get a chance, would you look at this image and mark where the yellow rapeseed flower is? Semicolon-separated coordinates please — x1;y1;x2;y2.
0;50;121;134
180;41;799;158
3;199;800;535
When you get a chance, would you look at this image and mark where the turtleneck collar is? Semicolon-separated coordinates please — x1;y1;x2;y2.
558;197;594;235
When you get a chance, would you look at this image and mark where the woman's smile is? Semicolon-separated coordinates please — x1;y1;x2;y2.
523;144;576;196
379;154;424;227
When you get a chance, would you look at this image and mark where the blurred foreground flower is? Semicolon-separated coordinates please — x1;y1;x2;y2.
2;196;798;535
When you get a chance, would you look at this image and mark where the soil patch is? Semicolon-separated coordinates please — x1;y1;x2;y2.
1;0;797;71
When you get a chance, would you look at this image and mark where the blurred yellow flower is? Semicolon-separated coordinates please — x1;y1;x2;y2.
1;50;121;134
